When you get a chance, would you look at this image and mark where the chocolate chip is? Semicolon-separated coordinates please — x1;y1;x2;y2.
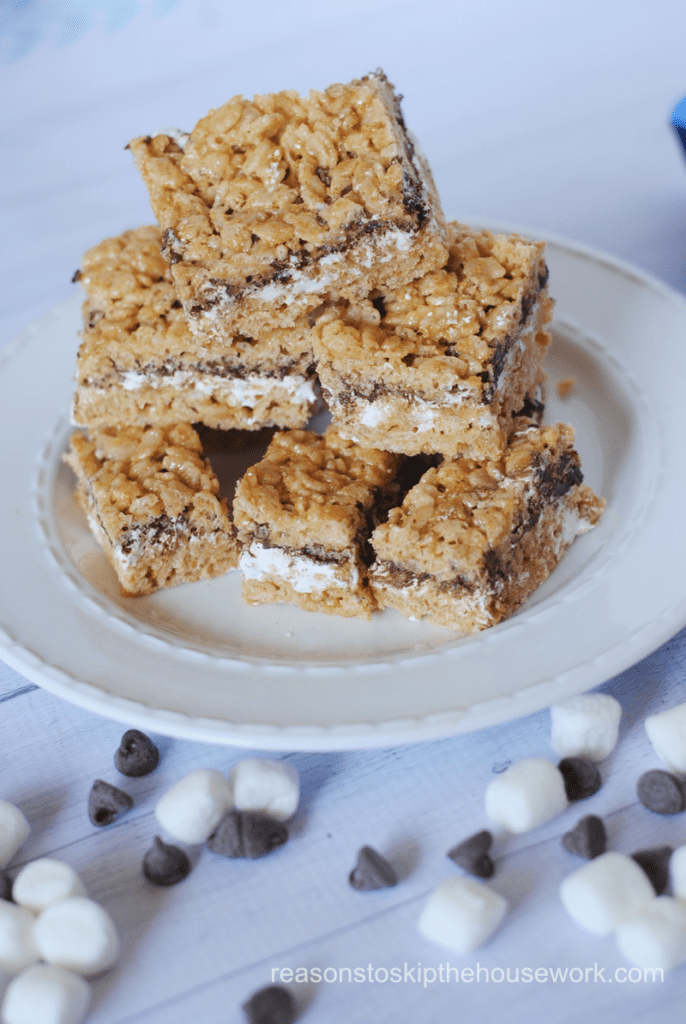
207;811;288;859
88;780;133;827
562;814;607;859
637;769;685;814
71;269;82;283
0;871;12;901
143;836;191;886
349;846;398;890
631;846;673;895
114;729;159;777
558;757;602;801
243;984;296;1024
447;830;494;878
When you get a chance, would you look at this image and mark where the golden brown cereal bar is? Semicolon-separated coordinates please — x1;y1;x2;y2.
128;71;448;343
72;227;317;431
369;420;604;632
233;426;400;619
64;423;239;596
312;223;553;460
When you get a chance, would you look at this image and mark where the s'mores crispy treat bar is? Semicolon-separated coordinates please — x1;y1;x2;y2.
233;426;400;618
369;421;604;632
312;223;553;460
72;226;317;431
64;423;239;595
128;70;448;342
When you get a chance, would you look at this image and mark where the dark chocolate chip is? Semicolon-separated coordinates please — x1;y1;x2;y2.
0;871;12;901
88;779;133;827
558;757;602;801
242;984;296;1024
143;836;191;886
71;268;82;283
637;769;685;814
349;846;398;891
631;846;673;895
562;815;607;859
207;811;288;859
114;729;160;777
447;830;495;878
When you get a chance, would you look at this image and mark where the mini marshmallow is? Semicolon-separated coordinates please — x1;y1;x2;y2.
560;851;655;935
155;769;233;844
645;702;686;777
615;896;686;971
669;844;686;900
229;759;299;822
12;860;86;913
484;758;567;833
418;876;507;954
0;902;40;974
550;693;622;762
33;897;119;977
0;964;91;1024
0;801;30;869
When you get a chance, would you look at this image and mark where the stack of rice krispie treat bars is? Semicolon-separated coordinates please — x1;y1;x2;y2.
66;69;603;631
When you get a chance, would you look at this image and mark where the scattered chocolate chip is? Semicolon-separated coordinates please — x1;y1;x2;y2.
349;846;398;891
71;268;82;283
637;769;685;814
0;871;12;901
447;830;494;878
143;836;191;886
114;729;159;777
562;814;607;859
243;984;296;1024
558;757;602;801
631;846;673;895
207;811;288;859
88;779;133;827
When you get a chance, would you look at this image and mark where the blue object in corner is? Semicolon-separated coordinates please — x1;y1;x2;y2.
672;96;686;155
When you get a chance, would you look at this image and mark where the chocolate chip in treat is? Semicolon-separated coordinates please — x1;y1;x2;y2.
207;811;288;859
114;729;159;777
562;814;607;859
631;846;673;895
637;769;685;814
558;757;602;802
143;836;191;886
243;984;296;1024
0;871;12;901
88;780;133;827
447;830;495;879
349;846;398;891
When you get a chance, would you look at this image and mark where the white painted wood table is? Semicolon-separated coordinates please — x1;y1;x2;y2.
2;3;686;1022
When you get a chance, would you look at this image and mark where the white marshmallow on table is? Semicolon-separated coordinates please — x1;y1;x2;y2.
645;701;686;777
560;851;655;935
670;844;686;900
155;769;233;844
418;876;507;954
615;896;686;972
484;758;567;833
229;758;299;822
0;902;40;974
0;964;91;1024
32;896;119;977
550;693;622;762
0;801;30;869
12;859;86;913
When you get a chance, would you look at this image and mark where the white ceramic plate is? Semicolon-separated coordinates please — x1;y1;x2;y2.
1;229;685;750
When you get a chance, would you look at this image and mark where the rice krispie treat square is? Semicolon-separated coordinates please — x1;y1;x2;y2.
64;423;239;596
72;226;318;432
128;70;448;343
233;426;400;618
312;222;553;460
369;420;604;632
